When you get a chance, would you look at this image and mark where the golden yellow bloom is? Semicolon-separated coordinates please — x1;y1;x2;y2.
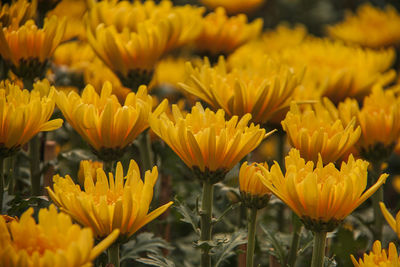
195;7;262;55
152;57;192;90
53;41;96;73
281;99;361;164
0;16;66;79
259;149;388;231
277;38;396;103
0;0;37;27
78;160;103;186
0;205;119;267
239;161;270;209
200;0;265;15
47;0;88;41
47;160;173;240
380;202;400;239
351;241;400;267
339;85;400;160
56;82;166;161
0;80;63;157
181;57;301;124
150;102;269;183
327;4;400;48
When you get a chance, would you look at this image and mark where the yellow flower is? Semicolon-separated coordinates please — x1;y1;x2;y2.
181;57;301;124
258;149;388;231
0;205;119;267
351;241;400;267
239;161;271;209
78;160;103;187
0;0;37;27
379;202;400;239
281;99;361;164
277;38;396;103
327;4;400;48
195;7;262;55
56;82;166;161
0;16;66;79
152;56;192;90
149;102;269;183
339;85;400;160
0;80;63;157
47;0;88;41
53;41;96;73
200;0;265;15
47;160;173;240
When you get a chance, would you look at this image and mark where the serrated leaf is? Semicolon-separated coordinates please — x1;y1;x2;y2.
174;197;200;235
260;224;286;264
213;230;247;267
136;254;176;267
121;232;173;262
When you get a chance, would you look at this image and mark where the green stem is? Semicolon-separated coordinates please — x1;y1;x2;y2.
138;131;153;173
286;214;302;267
107;242;120;267
0;157;4;213
246;207;258;267
371;161;383;241
200;181;214;267
311;231;327;267
6;156;16;195
103;160;115;174
29;135;41;196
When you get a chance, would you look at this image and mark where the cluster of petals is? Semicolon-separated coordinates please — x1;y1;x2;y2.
351;241;400;267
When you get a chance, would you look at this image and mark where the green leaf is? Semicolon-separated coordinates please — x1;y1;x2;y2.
260;224;286;265
213;230;247;267
135;254;176;267
121;232;173;262
174;197;200;235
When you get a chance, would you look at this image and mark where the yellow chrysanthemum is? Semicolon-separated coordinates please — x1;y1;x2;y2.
152;57;192;90
327;4;400;48
351;241;400;267
47;0;88;41
281;99;361;164
0;205;119;267
259;149;388;231
0;80;63;157
200;0;265;15
181;56;302;124
277;38;396;103
0;0;37;27
149;102;269;182
0;16;66;79
239;161;270;209
53;41;96;73
195;7;262;55
56;82;166;161
77;160;103;187
47;160;173;240
339;85;400;160
380;202;400;239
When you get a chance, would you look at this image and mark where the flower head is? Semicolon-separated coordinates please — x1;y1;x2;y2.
239;162;271;209
78;160;103;186
379;202;400;239
339;85;400;161
0;205;119;267
259;149;388;231
0;80;63;157
282;99;361;164
327;4;400;48
351;241;400;267
56;82;166;161
195;7;262;55
181;56;301;124
0;16;66;79
0;0;37;27
47;160;173;240
200;0;265;15
150;102;269;183
277;38;396;103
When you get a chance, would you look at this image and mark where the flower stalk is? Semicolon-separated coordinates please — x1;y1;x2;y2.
311;231;327;267
246;207;258;267
286;213;302;267
30;135;41;195
200;180;214;267
370;160;384;240
107;242;120;267
138;130;153;173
